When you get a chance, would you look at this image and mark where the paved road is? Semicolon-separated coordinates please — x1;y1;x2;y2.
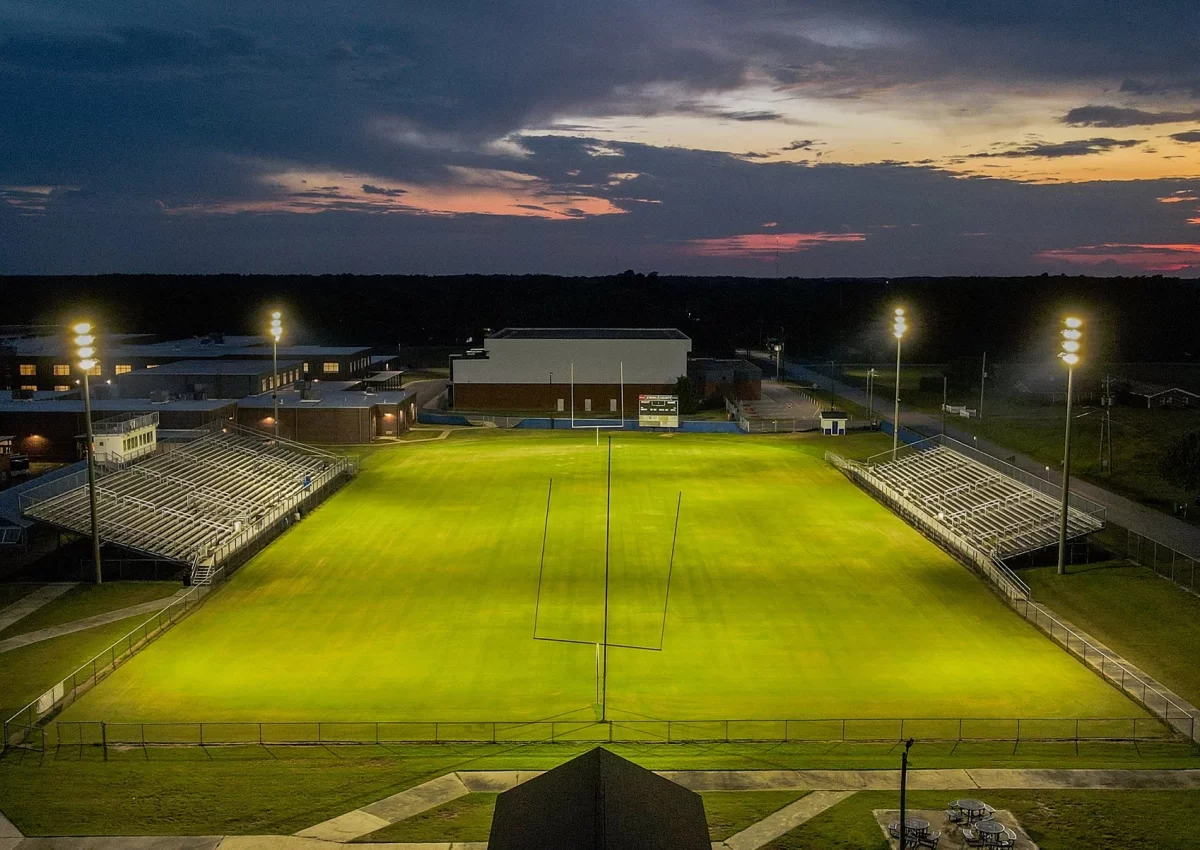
769;356;1200;558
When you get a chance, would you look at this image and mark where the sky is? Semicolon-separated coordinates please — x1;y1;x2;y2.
2;0;1200;276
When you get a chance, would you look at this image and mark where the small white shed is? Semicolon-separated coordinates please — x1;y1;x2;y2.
820;410;848;436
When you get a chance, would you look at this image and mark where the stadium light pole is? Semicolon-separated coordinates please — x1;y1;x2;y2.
891;308;907;460
898;737;915;850
270;312;283;439
1057;317;1082;575
866;368;875;421
74;322;103;585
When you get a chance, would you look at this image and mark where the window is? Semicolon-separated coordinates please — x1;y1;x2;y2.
261;379;268;393
19;364;36;376
610;399;617;412
115;364;132;375
87;364;101;376
20;384;37;391
53;364;70;376
303;362;309;372
54;385;70;392
584;398;592;412
557;399;564;412
323;362;340;374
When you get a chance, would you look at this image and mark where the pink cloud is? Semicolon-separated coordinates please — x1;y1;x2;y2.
680;231;866;260
1037;243;1200;273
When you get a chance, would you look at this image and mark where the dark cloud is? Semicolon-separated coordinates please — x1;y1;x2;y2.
783;140;819;151
361;184;408;197
0;25;255;71
1170;130;1200;143
1062;105;1200;127
1120;78;1200;99
969;138;1143;159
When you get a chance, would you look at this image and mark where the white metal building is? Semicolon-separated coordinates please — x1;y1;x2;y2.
451;328;691;412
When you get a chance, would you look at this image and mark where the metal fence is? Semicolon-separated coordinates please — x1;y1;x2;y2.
1099;525;1200;595
827;451;1200;745
49;715;1179;750
3;565;228;750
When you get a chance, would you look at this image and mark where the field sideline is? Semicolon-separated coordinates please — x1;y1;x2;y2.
58;430;1139;725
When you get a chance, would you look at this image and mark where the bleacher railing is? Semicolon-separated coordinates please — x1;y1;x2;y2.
827;451;1200;744
3;566;228;750
45;715;1186;750
827;452;1032;600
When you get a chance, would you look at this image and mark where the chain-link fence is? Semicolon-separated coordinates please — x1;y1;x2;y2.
1095;524;1200;595
49;715;1179;750
3;566;228;750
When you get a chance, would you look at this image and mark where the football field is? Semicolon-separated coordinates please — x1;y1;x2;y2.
60;430;1139;726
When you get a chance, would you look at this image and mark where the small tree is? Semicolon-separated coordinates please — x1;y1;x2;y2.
1161;431;1200;502
674;376;702;415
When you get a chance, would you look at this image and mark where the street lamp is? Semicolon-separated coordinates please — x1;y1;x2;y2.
772;342;783;382
891;308;907;460
1057;317;1082;575
74;322;103;585
269;311;282;439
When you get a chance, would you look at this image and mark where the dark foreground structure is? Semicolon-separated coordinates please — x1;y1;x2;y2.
488;747;709;850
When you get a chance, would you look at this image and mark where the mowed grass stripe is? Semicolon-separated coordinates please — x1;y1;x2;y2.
58;431;1141;724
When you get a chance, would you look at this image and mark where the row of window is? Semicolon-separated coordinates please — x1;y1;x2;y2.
122;431;153;452
20;363;123;377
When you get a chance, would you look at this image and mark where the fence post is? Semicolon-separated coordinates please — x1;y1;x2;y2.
101;722;107;760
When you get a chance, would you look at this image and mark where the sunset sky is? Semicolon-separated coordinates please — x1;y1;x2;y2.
2;1;1199;275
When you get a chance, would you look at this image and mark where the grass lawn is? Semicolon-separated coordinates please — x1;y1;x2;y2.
1023;563;1200;708
0;584;40;610
767;789;1200;850
2;740;1199;837
353;788;807;843
0;581;180;640
54;430;1138;727
0;614;152;722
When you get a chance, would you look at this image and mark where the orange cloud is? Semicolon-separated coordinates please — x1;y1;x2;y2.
164;168;624;220
1038;243;1200;272
681;231;866;259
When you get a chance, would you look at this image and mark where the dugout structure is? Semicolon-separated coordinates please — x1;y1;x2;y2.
19;421;354;584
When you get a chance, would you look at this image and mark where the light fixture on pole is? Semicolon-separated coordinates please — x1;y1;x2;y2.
891;308;907;460
1057;317;1082;575
772;342;783;382
269;311;283;439
74;322;103;585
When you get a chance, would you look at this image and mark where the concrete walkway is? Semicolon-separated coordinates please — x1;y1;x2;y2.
720;790;854;850
0;584;76;634
9;768;1200;848
0;808;22;850
0;590;189;654
775;358;1200;558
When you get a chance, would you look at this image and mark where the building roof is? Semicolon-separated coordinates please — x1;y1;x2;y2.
361;371;404;383
1128;382;1200;399
488;748;709;850
116;359;303;376
490;328;690;341
6;334;370;360
237;388;415;410
0;398;238;414
821;409;849;419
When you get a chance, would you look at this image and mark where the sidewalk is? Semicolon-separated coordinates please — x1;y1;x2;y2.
0;585;76;634
0;589;190;654
775;358;1200;558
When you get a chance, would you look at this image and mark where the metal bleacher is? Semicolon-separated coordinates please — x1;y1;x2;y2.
865;440;1104;560
19;424;353;583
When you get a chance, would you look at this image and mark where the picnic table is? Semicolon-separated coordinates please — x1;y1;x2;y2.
974;819;1007;844
954;798;989;821
904;816;930;836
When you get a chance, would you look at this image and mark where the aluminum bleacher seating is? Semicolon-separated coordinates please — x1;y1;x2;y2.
21;425;352;583
867;445;1102;559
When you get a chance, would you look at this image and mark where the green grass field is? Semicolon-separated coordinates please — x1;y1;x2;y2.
57;430;1138;726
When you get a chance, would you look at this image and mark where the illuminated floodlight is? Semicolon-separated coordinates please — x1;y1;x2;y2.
1065;317;1082;329
72;322;91;335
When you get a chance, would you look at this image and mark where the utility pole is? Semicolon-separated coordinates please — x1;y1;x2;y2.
1100;374;1114;474
941;375;948;435
830;361;837;410
865;369;874;421
892;309;907;460
601;435;612;722
979;351;987;420
1057;318;1083;575
899;738;915;850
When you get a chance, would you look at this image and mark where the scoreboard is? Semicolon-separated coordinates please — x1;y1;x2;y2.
638;394;679;428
